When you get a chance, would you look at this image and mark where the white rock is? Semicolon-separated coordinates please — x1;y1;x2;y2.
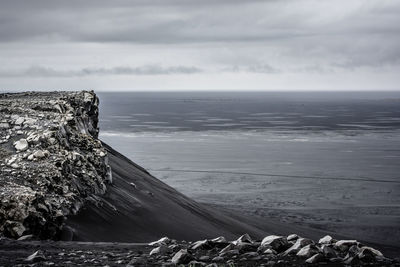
33;150;47;159
296;244;318;258
261;235;288;251
15;117;25;125
283;238;314;255
0;122;10;129
235;233;253;244
357;246;384;259
171;249;192;265
11;163;19;169
287;234;299;241
149;245;170;256
149;237;170;246
14;139;29;151
24;118;37;126
211;236;227;243
319;235;333;244
305;253;324;264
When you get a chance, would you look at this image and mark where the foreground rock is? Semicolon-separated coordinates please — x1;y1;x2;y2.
0;91;112;239
0;234;398;266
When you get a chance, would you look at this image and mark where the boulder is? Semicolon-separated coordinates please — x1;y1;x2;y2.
33;150;47;159
0;122;10;129
25;250;46;262
335;240;359;251
211;236;227;243
14;139;29;151
283;237;314;255
287;234;299;241
149;245;171;256
14;116;25;125
171;249;192;265
261;235;288;252
357;246;384;261
305;253;324;264
318;235;333;244
235;233;253;244
296;244;318;258
191;239;212;250
321;245;337;258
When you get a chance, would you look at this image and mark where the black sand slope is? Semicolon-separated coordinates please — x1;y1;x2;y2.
65;143;267;242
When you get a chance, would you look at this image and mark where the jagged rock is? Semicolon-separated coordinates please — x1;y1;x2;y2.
14;116;25;125
211;236;226;243
25;250;46;262
296;244;318;258
305;253;324;264
335;240;359;251
287;234;299;241
198;255;210;261
211;256;225;262
263;248;277;255
14;139;28;151
283;237;314;255
0;91;111;239
32;150;48;159
17;234;34;241
149;237;170;246
318;235;333;244
149;244;171;256
357;246;384;261
4;221;26;238
171;249;192;264
260;235;288;252
0;122;10;129
191;239;212;250
321;244;337;258
234;233;254;244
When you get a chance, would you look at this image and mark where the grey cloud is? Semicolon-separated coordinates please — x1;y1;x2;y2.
0;65;203;77
223;64;280;74
1;0;400;74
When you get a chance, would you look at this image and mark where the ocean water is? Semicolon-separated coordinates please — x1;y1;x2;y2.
97;92;400;245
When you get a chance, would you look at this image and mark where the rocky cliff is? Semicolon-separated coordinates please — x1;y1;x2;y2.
0;91;112;239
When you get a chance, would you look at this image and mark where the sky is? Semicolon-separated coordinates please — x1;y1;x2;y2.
0;0;400;91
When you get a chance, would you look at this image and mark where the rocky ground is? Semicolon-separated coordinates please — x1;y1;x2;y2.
0;233;398;266
0;91;112;239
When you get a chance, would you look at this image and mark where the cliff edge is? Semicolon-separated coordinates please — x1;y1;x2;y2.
0;91;111;239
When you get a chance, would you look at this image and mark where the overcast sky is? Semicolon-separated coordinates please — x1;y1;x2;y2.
1;0;400;91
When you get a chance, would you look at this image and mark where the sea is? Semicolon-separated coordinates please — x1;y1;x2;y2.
97;91;400;246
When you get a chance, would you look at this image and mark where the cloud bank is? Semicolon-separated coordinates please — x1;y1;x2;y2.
0;0;399;90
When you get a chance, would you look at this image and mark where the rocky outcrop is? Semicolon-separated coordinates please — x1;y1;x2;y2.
0;91;111;239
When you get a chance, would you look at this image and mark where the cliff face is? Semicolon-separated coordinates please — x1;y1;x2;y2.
0;91;111;239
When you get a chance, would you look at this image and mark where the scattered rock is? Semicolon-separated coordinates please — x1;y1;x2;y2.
283;237;314;255
171;249;192;265
318;235;333;244
261;235;288;252
357;246;384;261
25;250;46;262
149;245;171;256
14;139;28;151
296;244;318;258
305;253;324;264
287;234;299;241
